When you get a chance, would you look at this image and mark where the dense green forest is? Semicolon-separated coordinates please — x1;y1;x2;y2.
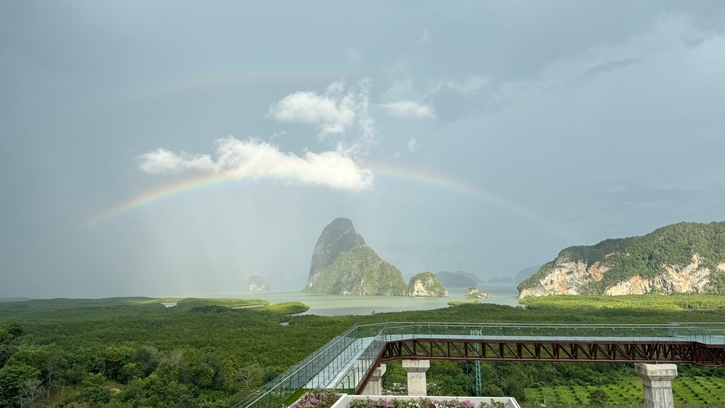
2;296;725;408
518;221;725;294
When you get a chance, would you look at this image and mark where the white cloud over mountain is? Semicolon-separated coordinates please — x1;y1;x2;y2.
138;137;373;191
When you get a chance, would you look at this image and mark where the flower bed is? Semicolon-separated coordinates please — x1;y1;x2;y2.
350;398;504;408
333;395;519;408
287;388;340;408
285;391;519;408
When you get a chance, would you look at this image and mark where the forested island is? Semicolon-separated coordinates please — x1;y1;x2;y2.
303;218;408;295
302;219;448;297
3;295;725;407
519;221;725;298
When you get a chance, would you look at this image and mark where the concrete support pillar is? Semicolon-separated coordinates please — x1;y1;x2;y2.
362;364;386;395
635;363;678;408
402;360;430;396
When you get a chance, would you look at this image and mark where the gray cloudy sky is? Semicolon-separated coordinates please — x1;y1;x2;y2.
2;1;725;297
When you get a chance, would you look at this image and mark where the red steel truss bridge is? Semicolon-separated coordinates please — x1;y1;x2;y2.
233;322;725;408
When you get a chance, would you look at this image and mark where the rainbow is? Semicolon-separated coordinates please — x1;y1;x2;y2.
86;163;580;241
366;162;581;241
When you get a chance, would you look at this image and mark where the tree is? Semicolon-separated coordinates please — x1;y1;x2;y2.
0;364;41;408
119;378;147;408
80;373;112;407
588;389;609;406
41;349;66;398
0;345;18;369
501;378;525;401
222;359;235;391
236;364;263;390
482;384;504;397
101;346;133;381
0;322;23;345
118;363;145;384
19;379;42;408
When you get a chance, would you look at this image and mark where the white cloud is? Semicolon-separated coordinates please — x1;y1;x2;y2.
268;80;374;140
137;149;215;175
138;137;373;191
355;78;376;144
381;101;435;118
407;137;421;153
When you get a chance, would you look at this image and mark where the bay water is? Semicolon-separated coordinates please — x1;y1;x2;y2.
229;285;520;316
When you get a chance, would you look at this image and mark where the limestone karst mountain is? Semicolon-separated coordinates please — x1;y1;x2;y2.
405;272;449;297
518;221;725;299
302;218;407;296
436;271;478;288
248;275;270;292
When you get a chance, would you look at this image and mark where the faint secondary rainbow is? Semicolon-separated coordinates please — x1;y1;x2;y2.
365;162;581;242
102;67;371;104
87;163;580;241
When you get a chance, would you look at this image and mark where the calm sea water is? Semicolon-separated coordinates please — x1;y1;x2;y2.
226;285;520;316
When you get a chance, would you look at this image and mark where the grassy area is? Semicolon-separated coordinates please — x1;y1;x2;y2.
520;294;725;311
447;301;480;306
525;376;725;406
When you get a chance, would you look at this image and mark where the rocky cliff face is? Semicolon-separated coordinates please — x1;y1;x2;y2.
518;221;725;299
248;275;270;292
306;218;366;289
518;261;609;298
604;255;717;295
303;218;407;296
405;272;449;297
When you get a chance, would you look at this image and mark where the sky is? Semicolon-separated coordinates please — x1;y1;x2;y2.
2;1;725;298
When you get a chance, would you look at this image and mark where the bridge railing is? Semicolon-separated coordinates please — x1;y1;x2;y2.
235;321;725;408
231;325;360;408
365;322;725;344
333;325;388;392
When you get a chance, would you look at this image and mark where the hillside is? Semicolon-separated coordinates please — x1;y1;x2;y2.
436;271;478;288
405;272;449;297
303;218;407;295
248;275;270;292
515;265;542;284
518;221;725;298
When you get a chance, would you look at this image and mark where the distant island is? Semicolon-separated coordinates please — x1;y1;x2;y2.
248;276;270;292
302;218;447;297
518;221;725;299
465;285;489;299
436;271;478;287
488;276;514;284
515;265;542;284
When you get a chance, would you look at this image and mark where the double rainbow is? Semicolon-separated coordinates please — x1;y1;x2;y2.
86;163;580;242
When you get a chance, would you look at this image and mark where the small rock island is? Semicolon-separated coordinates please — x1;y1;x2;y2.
465;285;490;299
405;272;449;297
248;275;270;292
